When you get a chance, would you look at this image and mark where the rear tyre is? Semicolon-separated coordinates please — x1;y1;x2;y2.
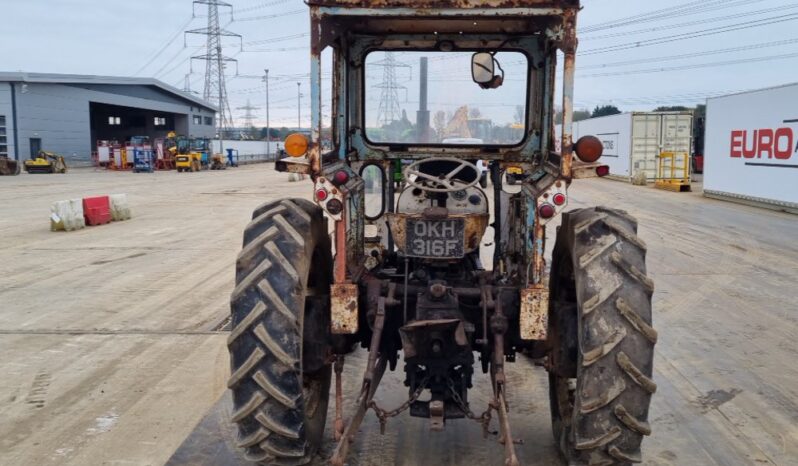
228;199;333;465
548;207;657;465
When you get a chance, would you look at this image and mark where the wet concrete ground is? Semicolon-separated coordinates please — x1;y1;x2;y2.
1;165;796;465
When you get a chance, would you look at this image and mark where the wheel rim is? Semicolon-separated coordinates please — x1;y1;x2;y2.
299;245;333;449
549;372;576;446
548;241;579;451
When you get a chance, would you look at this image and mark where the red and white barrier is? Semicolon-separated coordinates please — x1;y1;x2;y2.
50;194;131;231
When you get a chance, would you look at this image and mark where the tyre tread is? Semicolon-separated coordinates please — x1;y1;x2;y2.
616;352;657;394
550;207;656;465
228;198;332;465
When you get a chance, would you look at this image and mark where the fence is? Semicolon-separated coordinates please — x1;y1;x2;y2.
232;152;281;165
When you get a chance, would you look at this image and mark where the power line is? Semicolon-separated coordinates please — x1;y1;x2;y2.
580;0;719;32
572;89;749;107
234;0;294;14
580;12;798;55
152;46;200;79
243;33;309;46
133;16;195;76
233;9;305;22
243;46;309;53
579;37;798;70
582;3;798;41
579;50;798;78
580;0;760;33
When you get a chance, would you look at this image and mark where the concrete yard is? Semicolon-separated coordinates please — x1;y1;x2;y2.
1;165;797;466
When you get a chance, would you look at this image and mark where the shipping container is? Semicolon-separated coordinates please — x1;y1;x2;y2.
704;83;798;213
567;112;693;181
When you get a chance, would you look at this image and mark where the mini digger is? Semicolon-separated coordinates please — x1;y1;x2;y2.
226;2;656;465
24;150;67;174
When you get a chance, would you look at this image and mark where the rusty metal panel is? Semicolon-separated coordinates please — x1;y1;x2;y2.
559;8;578;180
274;157;311;174
386;213;489;258
520;286;548;340
331;283;359;334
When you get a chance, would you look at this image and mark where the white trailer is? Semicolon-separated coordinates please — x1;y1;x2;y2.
571;112;693;181
704;83;798;213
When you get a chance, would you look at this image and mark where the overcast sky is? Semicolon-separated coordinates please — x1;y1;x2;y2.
3;0;798;127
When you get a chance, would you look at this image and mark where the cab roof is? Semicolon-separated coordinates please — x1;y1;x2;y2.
308;0;578;40
308;0;578;8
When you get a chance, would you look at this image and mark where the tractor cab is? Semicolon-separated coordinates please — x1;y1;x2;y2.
279;0;588;279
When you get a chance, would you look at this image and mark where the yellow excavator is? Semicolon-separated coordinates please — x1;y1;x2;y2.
24;150;68;174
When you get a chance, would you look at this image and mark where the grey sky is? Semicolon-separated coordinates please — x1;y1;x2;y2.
3;0;798;127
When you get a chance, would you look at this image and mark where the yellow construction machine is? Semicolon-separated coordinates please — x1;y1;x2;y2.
24;151;68;174
173;137;213;172
210;152;227;170
171;135;202;172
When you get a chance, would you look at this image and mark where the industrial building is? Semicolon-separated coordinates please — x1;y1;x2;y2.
0;72;217;165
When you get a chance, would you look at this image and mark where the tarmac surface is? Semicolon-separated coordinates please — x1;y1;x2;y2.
0;165;796;466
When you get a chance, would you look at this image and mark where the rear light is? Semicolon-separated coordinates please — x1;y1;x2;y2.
284;133;309;158
326;199;344;215
332;170;349;186
596;165;610;177
552;193;567;206
538;204;556;219
574;135;604;163
316;189;329;202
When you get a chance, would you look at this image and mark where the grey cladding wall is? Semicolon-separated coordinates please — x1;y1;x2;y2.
10;82;215;164
0;83;15;159
15;83;91;161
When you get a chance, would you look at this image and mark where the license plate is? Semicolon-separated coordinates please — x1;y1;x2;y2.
406;219;464;258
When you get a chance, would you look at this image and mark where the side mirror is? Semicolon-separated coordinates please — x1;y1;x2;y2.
471;53;495;84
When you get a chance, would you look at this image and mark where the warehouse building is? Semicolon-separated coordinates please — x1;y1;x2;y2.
0;72;216;165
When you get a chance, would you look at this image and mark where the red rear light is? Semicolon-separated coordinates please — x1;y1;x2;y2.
596;165;610;177
538;203;556;219
316;189;329;202
552;193;567;206
333;170;349;186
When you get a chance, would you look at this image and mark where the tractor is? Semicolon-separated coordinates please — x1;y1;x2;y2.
226;2;656;465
